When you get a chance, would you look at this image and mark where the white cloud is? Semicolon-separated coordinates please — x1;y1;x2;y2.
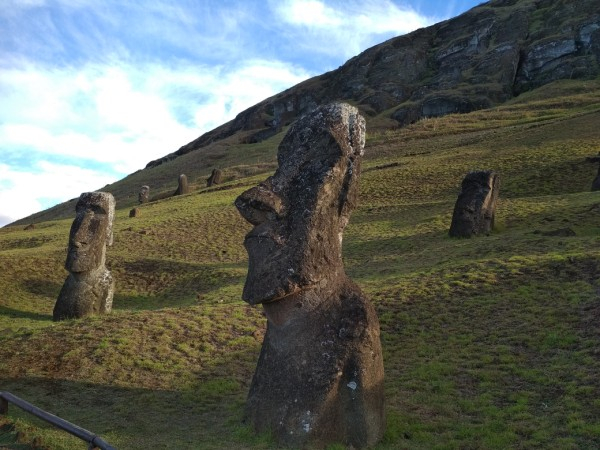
0;161;116;227
0;58;311;226
271;0;437;59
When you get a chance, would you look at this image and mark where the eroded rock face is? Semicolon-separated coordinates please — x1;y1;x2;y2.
449;170;499;238
174;174;189;196
235;103;385;448
53;192;115;321
206;169;223;187
138;185;150;204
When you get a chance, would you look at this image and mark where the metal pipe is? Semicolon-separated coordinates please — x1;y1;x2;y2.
0;391;116;450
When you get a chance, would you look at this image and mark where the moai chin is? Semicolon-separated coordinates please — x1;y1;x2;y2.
235;103;385;449
138;185;150;204
53;192;116;321
449;170;499;238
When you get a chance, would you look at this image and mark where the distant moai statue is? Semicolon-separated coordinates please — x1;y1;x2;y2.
449;170;500;238
174;174;189;195
235;103;385;449
129;207;140;218
53;192;116;321
138;185;150;204
585;154;600;191
206;169;223;187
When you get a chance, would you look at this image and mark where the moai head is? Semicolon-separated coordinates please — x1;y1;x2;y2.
138;185;150;204
235;103;365;304
449;170;499;237
207;169;223;187
175;174;189;195
65;192;115;273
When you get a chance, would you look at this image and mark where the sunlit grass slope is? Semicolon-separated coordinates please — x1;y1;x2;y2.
1;78;600;449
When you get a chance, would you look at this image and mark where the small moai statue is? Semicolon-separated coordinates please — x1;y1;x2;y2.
206;169;223;187
585;154;600;191
138;185;150;204
129;207;140;218
449;170;499;238
235;103;385;449
53;192;116;321
174;174;189;196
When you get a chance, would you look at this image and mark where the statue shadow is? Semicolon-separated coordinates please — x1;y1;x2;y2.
113;259;247;312
0;339;260;448
0;305;50;322
21;279;62;298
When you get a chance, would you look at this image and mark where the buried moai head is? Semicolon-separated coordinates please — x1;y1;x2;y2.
449;170;499;238
138;185;150;204
235;103;365;304
174;174;189;196
206;169;223;187
66;192;115;273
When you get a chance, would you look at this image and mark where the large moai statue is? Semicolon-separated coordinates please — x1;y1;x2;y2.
449;170;499;238
53;192;116;321
206;168;223;187
138;185;150;204
174;174;189;196
235;103;385;449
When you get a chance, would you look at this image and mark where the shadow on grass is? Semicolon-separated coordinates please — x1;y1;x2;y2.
22;279;62;299
113;259;247;312
0;305;50;322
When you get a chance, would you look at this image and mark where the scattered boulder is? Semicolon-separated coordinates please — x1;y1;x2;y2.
53;192;116;321
138;185;150;204
129;208;140;218
174;174;189;196
235;103;385;449
449;170;500;238
206;169;223;187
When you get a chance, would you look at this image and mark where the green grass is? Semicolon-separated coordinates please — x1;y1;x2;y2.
1;78;600;448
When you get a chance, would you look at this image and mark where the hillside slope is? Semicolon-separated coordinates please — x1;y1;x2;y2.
1;78;600;449
11;0;600;227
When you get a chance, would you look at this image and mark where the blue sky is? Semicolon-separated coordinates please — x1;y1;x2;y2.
0;0;483;227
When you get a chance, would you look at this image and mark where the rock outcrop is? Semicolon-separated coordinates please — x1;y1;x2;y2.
146;0;600;168
235;103;385;448
53;192;115;321
449;171;500;238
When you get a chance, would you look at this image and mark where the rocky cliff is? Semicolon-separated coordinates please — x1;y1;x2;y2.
152;0;598;168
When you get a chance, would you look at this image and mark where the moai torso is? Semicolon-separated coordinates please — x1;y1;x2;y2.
235;103;385;448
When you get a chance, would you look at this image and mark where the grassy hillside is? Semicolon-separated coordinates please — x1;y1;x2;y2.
1;78;600;449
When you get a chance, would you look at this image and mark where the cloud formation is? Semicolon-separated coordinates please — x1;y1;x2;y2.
0;0;480;226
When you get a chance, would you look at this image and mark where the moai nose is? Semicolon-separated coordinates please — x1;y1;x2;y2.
235;181;284;226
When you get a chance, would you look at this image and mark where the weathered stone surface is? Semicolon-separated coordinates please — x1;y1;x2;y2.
53;192;115;321
144;0;600;169
174;174;189;196
235;103;385;448
138;185;150;204
129;208;140;218
206;169;223;187
449;171;499;238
